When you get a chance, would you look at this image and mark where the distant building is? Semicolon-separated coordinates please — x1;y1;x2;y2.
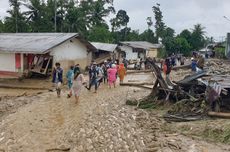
118;41;163;60
91;42;120;64
0;33;95;77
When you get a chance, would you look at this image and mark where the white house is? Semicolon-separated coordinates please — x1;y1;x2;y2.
119;41;163;61
0;33;95;77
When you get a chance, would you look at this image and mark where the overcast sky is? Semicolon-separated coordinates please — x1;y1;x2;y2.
1;0;230;41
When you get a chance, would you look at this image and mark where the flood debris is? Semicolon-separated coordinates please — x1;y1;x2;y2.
125;59;230;121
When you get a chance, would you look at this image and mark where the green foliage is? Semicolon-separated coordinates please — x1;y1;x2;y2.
190;24;206;50
157;47;167;58
88;24;113;43
110;9;129;32
139;29;157;43
174;37;191;56
152;3;165;41
215;47;226;59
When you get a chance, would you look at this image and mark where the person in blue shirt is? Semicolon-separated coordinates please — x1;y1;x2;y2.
191;58;197;72
66;65;74;89
52;62;63;97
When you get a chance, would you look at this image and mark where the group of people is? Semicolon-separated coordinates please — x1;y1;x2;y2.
52;60;127;103
86;60;126;93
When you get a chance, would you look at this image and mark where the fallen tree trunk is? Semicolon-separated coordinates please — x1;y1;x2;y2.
120;83;152;90
121;82;153;85
208;111;230;119
127;70;152;74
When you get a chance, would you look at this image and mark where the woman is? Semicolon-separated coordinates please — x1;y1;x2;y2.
118;63;126;83
71;71;85;104
107;64;117;88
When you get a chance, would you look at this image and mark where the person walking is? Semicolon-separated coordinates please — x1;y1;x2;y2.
74;64;81;75
87;62;99;93
71;71;85;104
107;64;117;88
66;66;74;90
52;62;63;98
118;63;126;83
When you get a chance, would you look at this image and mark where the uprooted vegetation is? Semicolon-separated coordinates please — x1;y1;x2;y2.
125;59;230;144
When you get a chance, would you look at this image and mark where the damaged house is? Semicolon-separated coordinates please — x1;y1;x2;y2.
119;41;163;61
0;33;95;78
91;42;120;64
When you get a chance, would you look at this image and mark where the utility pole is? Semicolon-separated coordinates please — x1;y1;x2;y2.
54;0;57;32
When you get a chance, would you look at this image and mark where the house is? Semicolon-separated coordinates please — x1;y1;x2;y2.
91;42;120;64
119;41;163;61
0;33;95;77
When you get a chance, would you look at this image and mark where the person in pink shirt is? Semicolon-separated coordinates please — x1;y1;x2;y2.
107;64;117;88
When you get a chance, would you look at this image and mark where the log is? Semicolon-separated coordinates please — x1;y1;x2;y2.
126;70;152;74
120;83;152;90
208;112;230;119
121;82;153;85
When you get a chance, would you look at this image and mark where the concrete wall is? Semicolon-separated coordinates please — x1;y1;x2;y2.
50;38;90;71
120;45;138;60
147;48;158;58
0;53;16;72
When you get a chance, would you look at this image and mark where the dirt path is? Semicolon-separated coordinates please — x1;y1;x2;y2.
0;73;229;152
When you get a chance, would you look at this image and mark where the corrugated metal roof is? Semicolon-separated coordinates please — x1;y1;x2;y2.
91;42;118;52
120;41;163;50
0;33;88;54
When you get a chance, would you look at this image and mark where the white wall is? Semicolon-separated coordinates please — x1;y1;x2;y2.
50;38;88;63
0;53;16;72
120;45;138;60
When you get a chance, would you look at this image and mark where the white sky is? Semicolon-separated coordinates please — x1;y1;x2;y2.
1;0;230;41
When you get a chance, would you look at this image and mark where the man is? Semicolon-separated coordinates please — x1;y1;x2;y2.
52;62;63;97
87;62;99;93
191;58;197;72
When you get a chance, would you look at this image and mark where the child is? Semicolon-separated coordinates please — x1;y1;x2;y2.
107;64;117;88
52;62;63;97
71;71;85;104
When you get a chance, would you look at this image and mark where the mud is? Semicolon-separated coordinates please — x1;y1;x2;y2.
0;73;229;151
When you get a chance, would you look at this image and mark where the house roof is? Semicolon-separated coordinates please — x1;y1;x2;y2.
119;41;163;50
91;42;118;52
0;33;95;54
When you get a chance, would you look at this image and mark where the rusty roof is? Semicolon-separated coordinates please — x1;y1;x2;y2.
0;33;95;54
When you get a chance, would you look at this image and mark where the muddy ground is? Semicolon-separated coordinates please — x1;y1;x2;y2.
0;72;229;152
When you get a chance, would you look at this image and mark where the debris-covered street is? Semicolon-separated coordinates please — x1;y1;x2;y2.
0;73;229;152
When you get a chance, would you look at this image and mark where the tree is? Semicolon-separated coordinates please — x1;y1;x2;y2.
152;3;165;42
146;17;153;29
191;24;206;50
0;20;4;32
174;37;191;56
88;24;113;43
139;29;157;43
110;9;129;32
179;29;192;41
88;0;115;27
4;0;29;32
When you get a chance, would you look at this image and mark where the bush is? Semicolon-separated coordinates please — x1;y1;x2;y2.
215;47;226;59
